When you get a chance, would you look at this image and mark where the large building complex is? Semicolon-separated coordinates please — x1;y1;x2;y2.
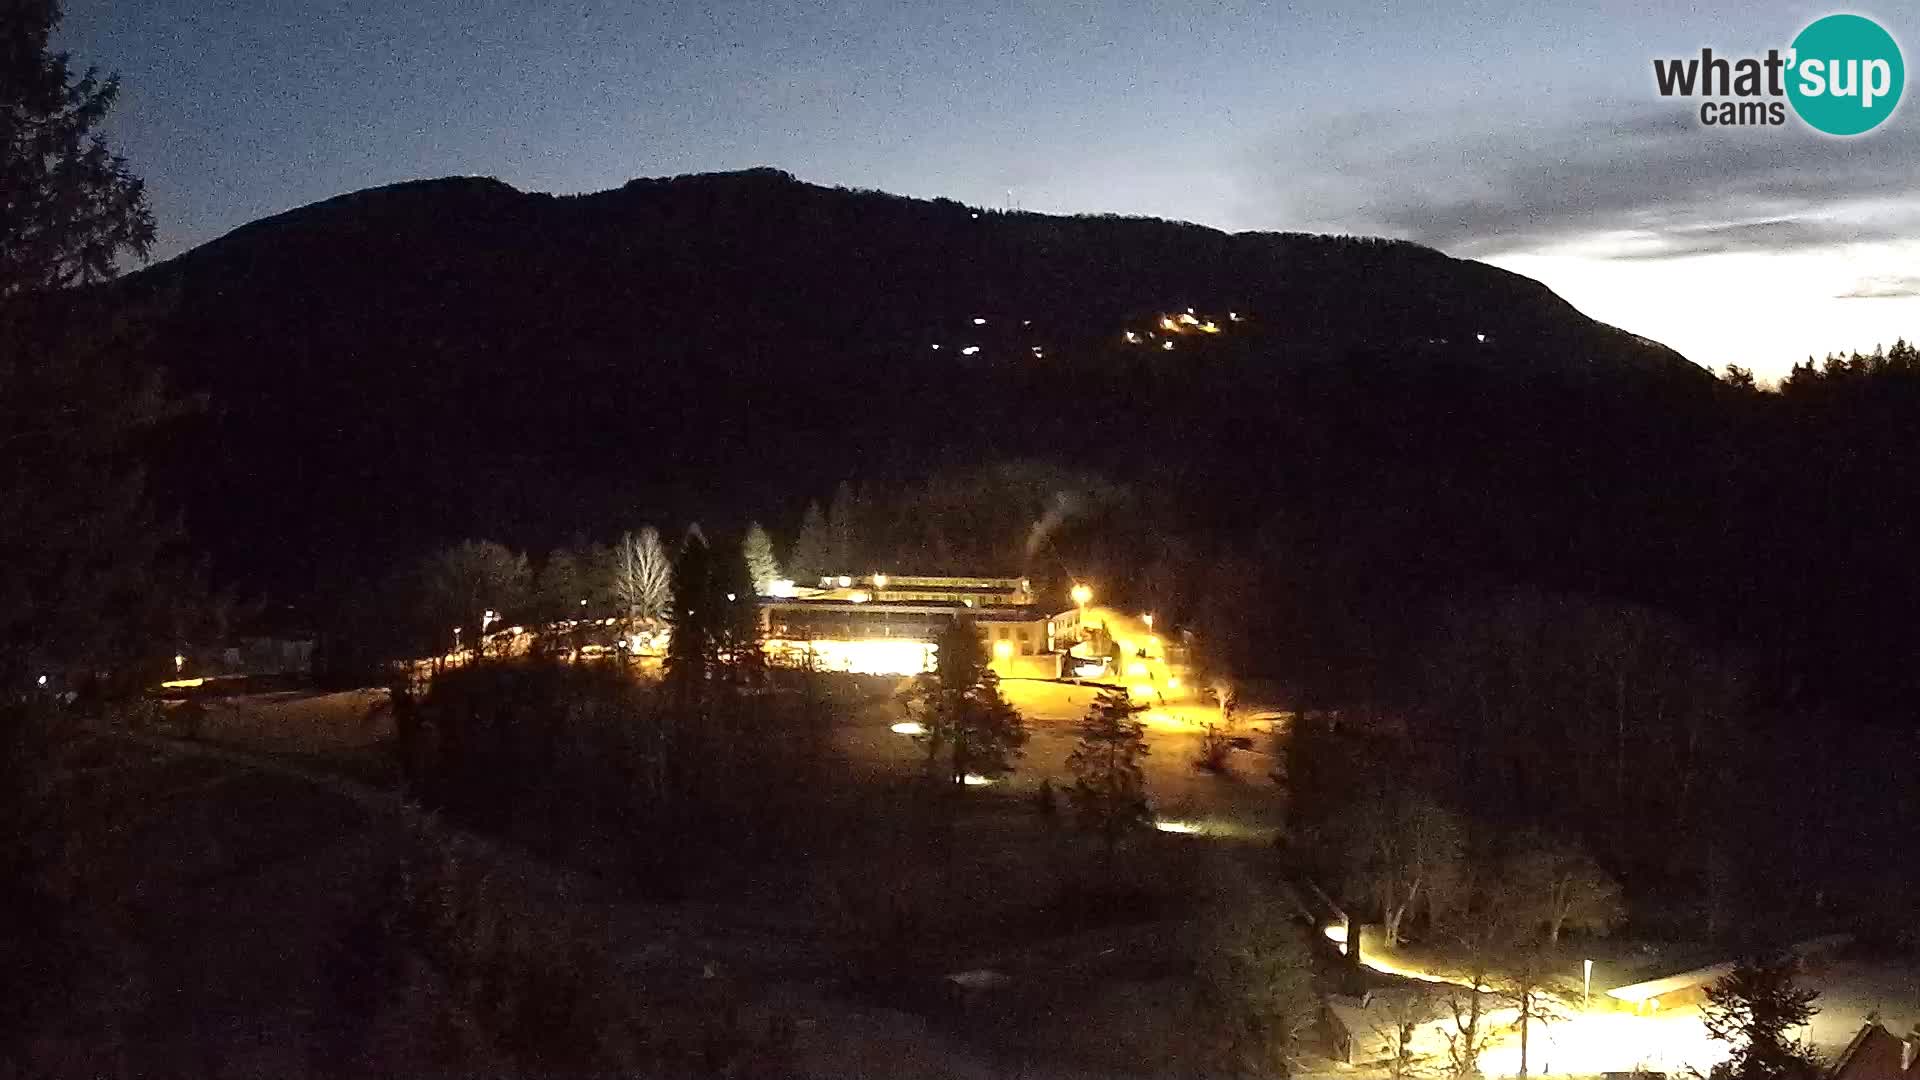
759;573;1184;689
760;574;1061;676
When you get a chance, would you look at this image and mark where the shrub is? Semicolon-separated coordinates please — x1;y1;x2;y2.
1195;722;1234;773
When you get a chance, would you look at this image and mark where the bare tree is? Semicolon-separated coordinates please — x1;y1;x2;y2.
1506;830;1625;946
612;526;672;628
1341;793;1467;948
419;540;530;654
1368;991;1441;1080
1500;942;1568;1079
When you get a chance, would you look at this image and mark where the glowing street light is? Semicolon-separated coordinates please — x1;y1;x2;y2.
1070;583;1092;608
1142;613;1154;630
174;652;185;674
873;573;888;589
993;640;1014;661
482;609;499;633
1584;958;1594;1009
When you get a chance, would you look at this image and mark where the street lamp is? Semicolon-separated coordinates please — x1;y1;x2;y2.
1584;958;1594;1010
1143;613;1154;630
1071;583;1092;608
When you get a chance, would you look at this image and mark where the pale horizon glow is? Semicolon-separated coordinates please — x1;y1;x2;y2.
1489;243;1920;381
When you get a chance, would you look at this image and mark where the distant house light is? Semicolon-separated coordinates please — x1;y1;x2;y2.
972;317;987;325
931;343;941;350
1476;332;1488;343
1162;340;1175;351
36;674;48;687
1124;330;1141;344
961;345;981;355
837;576;853;588
848;591;870;603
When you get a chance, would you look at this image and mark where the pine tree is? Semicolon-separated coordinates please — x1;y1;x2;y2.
712;534;766;685
1;0;172;684
789;500;831;583
1066;686;1153;869
742;521;780;594
663;528;717;699
0;0;154;300
901;617;1026;787
829;480;860;572
1701;957;1822;1080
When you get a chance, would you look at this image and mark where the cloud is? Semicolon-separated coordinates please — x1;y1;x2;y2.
1835;274;1920;299
1246;103;1920;259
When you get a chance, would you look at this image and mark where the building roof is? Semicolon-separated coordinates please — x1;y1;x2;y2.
759;597;1050;621
1605;961;1737;1004
1832;1023;1920;1080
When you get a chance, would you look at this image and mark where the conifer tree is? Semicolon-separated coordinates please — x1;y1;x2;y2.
1;0;171;684
901;616;1027;787
742;521;780;594
789;500;831;583
829;480;860;571
1066;686;1153;869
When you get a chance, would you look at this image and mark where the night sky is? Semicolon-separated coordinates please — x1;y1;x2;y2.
63;0;1919;378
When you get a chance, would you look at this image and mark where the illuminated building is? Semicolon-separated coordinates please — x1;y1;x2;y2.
762;574;1053;676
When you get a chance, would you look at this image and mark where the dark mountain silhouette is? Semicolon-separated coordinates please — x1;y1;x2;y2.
113;167;1703;598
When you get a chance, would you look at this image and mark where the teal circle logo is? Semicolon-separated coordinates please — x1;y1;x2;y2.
1787;14;1903;135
